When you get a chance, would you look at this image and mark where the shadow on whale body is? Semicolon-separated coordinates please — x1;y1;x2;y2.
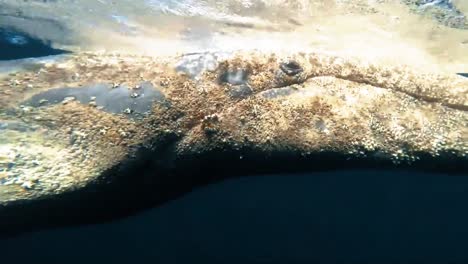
0;134;466;239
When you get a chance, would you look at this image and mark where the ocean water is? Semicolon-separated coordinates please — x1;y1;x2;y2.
1;1;468;263
1;170;468;263
0;28;68;60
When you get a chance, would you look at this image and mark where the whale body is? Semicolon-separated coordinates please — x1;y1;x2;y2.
0;51;467;237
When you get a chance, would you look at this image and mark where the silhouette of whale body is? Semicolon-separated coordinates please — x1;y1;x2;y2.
0;51;466;237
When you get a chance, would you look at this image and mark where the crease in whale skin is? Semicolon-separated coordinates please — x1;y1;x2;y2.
0;50;467;236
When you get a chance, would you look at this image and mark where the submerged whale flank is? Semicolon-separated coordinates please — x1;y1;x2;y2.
0;51;467;237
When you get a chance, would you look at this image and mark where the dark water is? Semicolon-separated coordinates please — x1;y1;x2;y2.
0;28;68;60
1;170;468;264
2;31;468;264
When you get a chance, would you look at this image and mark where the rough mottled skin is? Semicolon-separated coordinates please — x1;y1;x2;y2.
0;51;467;235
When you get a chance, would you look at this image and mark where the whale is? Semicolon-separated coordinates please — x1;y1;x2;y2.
0;51;467;237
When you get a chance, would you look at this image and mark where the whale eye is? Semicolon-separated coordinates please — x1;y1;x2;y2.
280;61;303;76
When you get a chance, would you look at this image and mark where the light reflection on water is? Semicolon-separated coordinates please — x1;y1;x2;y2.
1;0;467;71
1;170;468;264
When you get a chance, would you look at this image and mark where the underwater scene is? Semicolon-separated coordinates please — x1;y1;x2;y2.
0;0;467;263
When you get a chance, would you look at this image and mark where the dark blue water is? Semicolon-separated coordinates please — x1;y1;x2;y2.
0;28;68;60
1;170;468;264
